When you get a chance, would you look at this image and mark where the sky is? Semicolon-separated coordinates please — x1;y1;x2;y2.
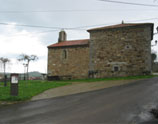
0;0;158;73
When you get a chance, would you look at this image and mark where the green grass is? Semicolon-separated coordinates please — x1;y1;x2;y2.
62;75;155;83
0;80;71;101
0;75;155;102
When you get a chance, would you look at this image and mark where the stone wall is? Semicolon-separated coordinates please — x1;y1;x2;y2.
48;46;89;79
88;25;153;78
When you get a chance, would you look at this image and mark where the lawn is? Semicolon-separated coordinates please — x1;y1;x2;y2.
0;75;155;102
0;80;71;101
63;75;155;83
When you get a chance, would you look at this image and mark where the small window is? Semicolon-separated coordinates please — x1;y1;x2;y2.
62;50;67;59
125;45;129;49
114;66;119;72
124;44;132;50
113;65;120;72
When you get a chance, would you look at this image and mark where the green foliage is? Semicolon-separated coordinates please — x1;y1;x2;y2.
0;80;70;101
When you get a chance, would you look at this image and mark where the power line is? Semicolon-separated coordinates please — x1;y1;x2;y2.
0;10;124;13
100;0;158;7
0;22;83;30
17;29;59;35
37;29;59;33
0;22;63;29
74;23;116;29
126;17;158;23
0;22;88;31
0;9;158;13
0;10;102;13
0;17;158;32
74;17;158;29
0;29;59;37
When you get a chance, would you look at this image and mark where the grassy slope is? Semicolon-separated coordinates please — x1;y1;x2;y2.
62;75;155;83
0;75;155;101
0;80;71;101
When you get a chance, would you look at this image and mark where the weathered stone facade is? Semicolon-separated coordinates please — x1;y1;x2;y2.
88;24;153;78
48;23;153;79
48;43;89;79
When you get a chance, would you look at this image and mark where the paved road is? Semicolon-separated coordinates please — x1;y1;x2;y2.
0;78;158;124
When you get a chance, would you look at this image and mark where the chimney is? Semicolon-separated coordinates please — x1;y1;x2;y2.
58;30;67;43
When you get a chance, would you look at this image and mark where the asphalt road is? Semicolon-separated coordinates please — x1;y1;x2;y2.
0;78;158;124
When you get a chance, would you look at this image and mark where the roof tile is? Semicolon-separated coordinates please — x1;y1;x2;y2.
87;23;153;31
48;39;89;48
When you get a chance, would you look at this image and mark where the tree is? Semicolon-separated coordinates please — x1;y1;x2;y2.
151;53;157;62
18;54;38;80
22;63;27;80
0;57;10;86
151;53;157;71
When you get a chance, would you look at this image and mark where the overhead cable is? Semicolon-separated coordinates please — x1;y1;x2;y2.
0;9;158;13
0;17;158;31
0;22;82;30
100;0;158;7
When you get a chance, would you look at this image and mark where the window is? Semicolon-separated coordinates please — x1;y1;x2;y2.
114;66;119;72
124;44;132;50
113;65;120;72
63;50;67;59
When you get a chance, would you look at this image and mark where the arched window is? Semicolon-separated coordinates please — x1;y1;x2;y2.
63;50;67;59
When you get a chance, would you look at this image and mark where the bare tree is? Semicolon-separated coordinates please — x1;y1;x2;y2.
18;54;38;80
151;53;157;63
0;57;10;86
23;63;27;80
151;53;157;71
151;53;157;62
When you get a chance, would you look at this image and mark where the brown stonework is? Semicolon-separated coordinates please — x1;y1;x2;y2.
48;46;89;79
88;24;153;78
47;23;154;79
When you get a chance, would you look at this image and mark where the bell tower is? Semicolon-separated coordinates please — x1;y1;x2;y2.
58;30;67;43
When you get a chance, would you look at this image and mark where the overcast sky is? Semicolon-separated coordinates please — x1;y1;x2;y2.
0;0;158;73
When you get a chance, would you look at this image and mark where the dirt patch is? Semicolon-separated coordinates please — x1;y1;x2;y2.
0;101;20;107
31;79;142;101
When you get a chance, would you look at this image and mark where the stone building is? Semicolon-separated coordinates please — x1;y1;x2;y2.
47;23;154;80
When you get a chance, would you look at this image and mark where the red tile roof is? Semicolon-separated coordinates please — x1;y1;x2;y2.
87;23;154;31
48;39;89;48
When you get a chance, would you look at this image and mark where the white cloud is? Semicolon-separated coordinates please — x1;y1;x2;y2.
66;30;89;40
8;58;47;73
0;25;47;73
